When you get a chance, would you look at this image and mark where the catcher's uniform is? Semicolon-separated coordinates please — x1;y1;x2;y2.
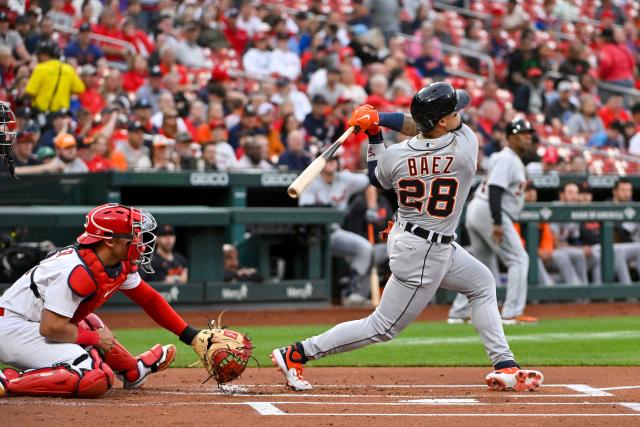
300;124;515;366
0;248;140;370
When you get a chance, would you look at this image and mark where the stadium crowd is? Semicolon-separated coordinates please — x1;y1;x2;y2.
0;0;638;177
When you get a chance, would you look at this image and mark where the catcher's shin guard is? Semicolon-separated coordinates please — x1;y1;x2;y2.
0;349;114;398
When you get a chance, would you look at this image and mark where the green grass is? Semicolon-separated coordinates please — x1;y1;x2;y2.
111;316;640;368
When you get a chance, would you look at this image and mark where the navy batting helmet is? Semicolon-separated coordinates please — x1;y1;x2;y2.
410;82;470;132
505;119;534;137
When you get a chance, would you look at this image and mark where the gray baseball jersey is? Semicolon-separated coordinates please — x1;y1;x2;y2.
474;147;526;218
299;171;369;210
375;124;478;235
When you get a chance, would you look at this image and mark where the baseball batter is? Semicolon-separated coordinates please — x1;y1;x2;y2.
0;202;207;398
448;119;536;324
271;83;543;392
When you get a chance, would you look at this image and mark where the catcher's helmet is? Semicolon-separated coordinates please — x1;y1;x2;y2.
77;204;157;273
410;82;470;132
0;103;17;178
505;119;534;137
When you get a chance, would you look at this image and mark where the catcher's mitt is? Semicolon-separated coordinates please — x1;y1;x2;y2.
191;312;253;384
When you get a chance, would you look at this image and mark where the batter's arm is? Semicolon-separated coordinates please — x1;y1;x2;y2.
378;112;419;137
366;129;388;190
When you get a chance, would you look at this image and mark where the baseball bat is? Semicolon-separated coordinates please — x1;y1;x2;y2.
287;126;356;198
368;223;381;307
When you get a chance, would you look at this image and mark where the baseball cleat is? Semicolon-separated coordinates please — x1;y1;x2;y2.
0;370;6;397
447;317;471;324
485;367;544;391
122;344;176;389
271;344;312;391
501;315;538;325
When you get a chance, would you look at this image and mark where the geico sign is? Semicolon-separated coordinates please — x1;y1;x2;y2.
189;172;229;186
261;173;298;186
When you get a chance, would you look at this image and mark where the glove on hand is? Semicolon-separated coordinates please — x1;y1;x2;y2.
347;104;379;133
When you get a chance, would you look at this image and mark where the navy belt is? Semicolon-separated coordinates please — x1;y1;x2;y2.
403;221;454;244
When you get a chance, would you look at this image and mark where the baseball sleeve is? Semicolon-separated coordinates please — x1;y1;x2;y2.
41;263;85;318
487;155;512;190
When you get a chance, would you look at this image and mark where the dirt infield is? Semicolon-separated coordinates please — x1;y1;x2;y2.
3;367;640;426
99;301;640;329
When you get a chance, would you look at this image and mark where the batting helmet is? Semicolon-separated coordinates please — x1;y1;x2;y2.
77;204;157;273
410;82;471;132
505;119;534;137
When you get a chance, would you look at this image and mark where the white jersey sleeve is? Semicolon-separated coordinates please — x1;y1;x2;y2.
486;155;513;190
120;272;142;290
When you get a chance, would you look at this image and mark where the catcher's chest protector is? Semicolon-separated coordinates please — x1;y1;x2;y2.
71;248;131;324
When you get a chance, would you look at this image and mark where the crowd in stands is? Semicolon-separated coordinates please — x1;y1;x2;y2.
0;0;638;177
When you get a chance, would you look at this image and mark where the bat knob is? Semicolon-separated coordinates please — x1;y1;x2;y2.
287;187;299;198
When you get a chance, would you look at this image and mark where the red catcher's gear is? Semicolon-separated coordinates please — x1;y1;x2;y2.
76;203;157;273
0;348;114;398
70;247;131;324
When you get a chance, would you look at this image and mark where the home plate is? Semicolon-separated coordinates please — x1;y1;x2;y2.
398;399;481;404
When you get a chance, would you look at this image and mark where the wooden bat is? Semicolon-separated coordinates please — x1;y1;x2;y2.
287;126;356;199
368;223;381;307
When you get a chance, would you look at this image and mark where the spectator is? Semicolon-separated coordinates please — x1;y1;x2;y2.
566;94;605;140
587;120;625;149
502;0;530;32
243;32;272;79
151;134;178;171
544;80;577;127
123;55;148;92
595;0;625;26
54;133;89;173
46;0;75;28
200;142;218;171
176;21;208;69
369;0;400;41
135;65;170;114
83;134;113;172
308;66;346;107
609;179;640;284
268;32;301;82
365;74;393;112
144;225;189;285
339;63;367;106
173;131;198;170
513;67;546;114
599;94;630;128
223;243;263;283
414;38;447;80
236;135;273;170
0;11;29;62
40;108;73;149
111;121;152;171
277;129;312;171
196;121;238;171
132;98;155;132
303;94;332;148
8;127;40;167
93;10;128;62
64;22;104;66
78;64;105;115
272;77;311;123
122;18;154;58
24;16;55;55
236;3;264;37
222;8;249;57
255;102;284;159
558;41;590;78
101;68;130;112
25;41;85;114
597;27;636;104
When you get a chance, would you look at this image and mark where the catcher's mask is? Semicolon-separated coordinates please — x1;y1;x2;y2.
0;102;18;179
77;203;157;273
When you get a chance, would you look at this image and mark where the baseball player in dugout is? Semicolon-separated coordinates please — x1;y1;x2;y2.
448;118;537;325
272;82;544;392
0;204;211;398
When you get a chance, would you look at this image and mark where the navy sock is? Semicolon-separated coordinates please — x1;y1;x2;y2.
494;360;520;370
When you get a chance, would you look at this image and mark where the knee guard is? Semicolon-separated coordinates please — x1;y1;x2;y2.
78;313;139;382
1;348;114;398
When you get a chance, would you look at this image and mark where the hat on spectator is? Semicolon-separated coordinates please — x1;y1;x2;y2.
54;133;77;149
36;40;60;58
81;64;98;76
133;98;152;110
225;8;239;18
244;105;257;116
312;94;328;105
153;134;174;147
542;146;558;165
184;21;199;32
253;32;268;42
0;12;8;22
79;22;91;32
339;47;355;61
23;120;40;133
16;15;29;25
257;102;274;116
350;24;368;36
149;65;163;77
275;77;290;87
579;182;591;193
526;67;543;78
36;146;56;161
128;121;145;132
156;224;175;236
176;132;193;143
557;80;573;92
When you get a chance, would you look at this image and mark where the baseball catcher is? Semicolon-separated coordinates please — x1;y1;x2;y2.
0;203;251;398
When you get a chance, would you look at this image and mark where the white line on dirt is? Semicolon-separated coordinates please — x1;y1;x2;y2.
210;383;573;388
256;413;640;417
143;390;595;398
565;384;613;396
600;386;640;391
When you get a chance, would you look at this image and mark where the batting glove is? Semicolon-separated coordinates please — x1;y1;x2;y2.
347;105;379;133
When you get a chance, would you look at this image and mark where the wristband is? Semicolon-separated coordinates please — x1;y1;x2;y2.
368;131;384;144
179;325;200;345
75;326;100;346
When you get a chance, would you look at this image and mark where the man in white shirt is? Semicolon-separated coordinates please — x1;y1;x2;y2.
236;135;273;170
242;32;272;78
268;32;301;82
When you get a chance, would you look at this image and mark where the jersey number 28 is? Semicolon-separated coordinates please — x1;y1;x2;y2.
398;177;459;218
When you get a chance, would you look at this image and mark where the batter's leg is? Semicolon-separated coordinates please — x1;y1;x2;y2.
440;243;515;366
